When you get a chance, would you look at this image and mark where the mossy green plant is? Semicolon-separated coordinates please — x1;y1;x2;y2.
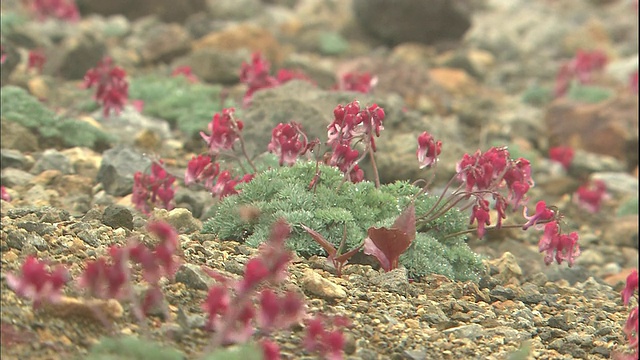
202;161;483;281
0;85;114;150
85;336;184;360
567;82;613;103
129;75;230;138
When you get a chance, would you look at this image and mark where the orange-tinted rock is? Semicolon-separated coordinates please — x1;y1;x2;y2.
544;94;638;170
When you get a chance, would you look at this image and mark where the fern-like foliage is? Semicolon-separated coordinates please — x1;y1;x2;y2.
129;75;230;137
202;161;483;281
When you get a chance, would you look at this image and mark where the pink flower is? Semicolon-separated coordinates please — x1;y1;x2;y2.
27;0;80;21
574;179;608;213
470;200;491;238
416;131;442;169
630;70;638;94
83;57;128;117
623;307;638;352
6;256;69;309
171;65;198;83
334;72;378;93
27;49;46;73
131;161;176;215
1;185;10;202
522;200;556;230
200;108;244;155
77;248;129;299
261;340;281;360
622;270;638;306
268;122;309;166
554;49;608;97
538;221;581;267
184;155;219;188
202;285;230;331
548;146;575;170
303;315;346;360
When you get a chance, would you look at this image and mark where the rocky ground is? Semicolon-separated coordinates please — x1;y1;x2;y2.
0;0;638;359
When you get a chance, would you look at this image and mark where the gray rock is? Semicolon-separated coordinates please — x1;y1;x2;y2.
352;0;476;45
31;149;74;175
1;168;35;187
175;263;215;291
591;172;638;197
368;267;410;295
17;221;56;236
1;149;30;170
137;23;191;64
76;0;207;23
151;208;201;234
175;48;248;84
97;145;151;196
45;32;106;80
442;323;483;340
92;106;172;145
1;121;40;152
102;204;134;230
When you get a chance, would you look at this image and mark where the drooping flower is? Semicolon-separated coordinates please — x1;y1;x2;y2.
416;131;442;169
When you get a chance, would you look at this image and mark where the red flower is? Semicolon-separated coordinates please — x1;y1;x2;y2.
268;122;310;166
549;146;574;170
416;131;442;169
574;179;608;213
27;49;46;73
83;57;128;117
1;185;10;202
538;221;581;267
184;155;219;188
334;72;377;93
470;199;491;238
171;65;198;83
200;108;243;155
522;200;555;230
27;0;80;21
6;256;69;309
622;270;638;306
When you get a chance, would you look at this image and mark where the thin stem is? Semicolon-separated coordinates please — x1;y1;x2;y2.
368;146;380;188
236;135;257;173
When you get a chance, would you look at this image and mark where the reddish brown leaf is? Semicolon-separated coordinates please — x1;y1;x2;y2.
300;224;337;258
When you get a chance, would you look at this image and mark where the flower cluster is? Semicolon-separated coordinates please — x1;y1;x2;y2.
267;122;314;166
132;161;176;215
334;72;377;94
239;52;310;107
574;179;608;213
25;0;80;21
536;218;580;267
455;146;533;233
78;221;180;320
184;107;259;200
5;256;69;309
171;65;199;83
303;315;349;360
200;219;344;359
326;100;385;184
83;57;129;117
554;49;608;97
200;107;244;155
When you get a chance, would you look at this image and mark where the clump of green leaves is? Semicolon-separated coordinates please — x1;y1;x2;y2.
129;75;229;137
0;85;114;150
202;161;483;281
86;336;184;360
566;82;612;103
